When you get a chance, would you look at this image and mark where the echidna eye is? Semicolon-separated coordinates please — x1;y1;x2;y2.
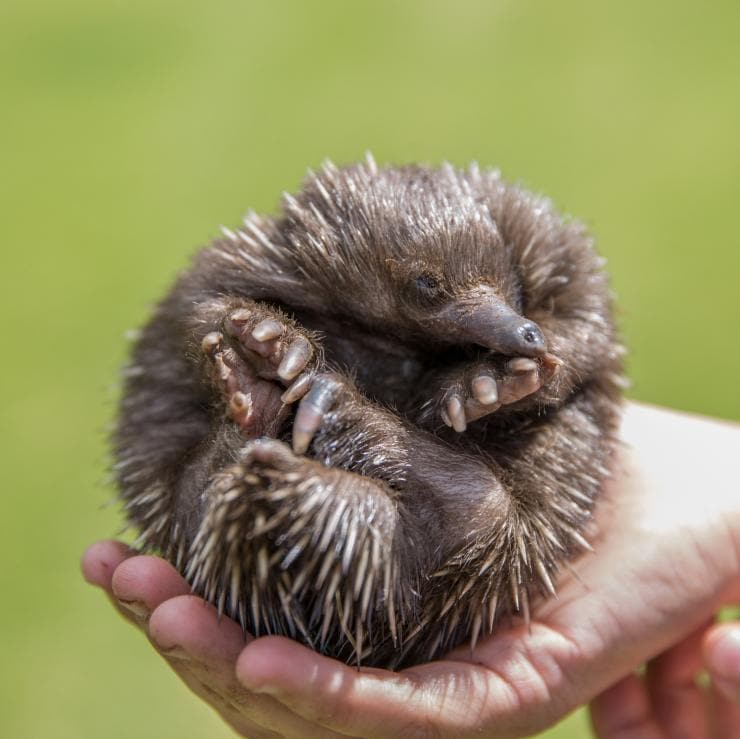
415;274;439;291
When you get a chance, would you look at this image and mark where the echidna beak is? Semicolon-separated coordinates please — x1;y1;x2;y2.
434;287;548;357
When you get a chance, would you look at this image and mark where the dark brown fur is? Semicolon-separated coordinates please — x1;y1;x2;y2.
114;158;624;668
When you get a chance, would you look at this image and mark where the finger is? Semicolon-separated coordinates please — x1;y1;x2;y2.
83;545;334;737
81;540;148;627
703;623;740;738
149;594;247;664
151;597;347;739
82;544;268;735
589;673;662;739
118;574;271;737
80;540;137;591
646;620;710;738
111;554;191;619
707;683;740;739
704;623;740;703
236;636;505;739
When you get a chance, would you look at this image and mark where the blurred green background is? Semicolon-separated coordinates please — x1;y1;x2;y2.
1;1;738;737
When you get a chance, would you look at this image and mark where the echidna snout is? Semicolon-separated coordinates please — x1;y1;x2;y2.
429;285;549;357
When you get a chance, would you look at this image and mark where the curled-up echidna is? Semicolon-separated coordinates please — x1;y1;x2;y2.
114;156;624;668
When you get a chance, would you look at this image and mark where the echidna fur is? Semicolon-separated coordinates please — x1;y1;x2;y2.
114;156;624;669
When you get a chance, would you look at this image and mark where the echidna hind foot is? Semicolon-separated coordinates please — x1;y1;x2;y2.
183;437;415;666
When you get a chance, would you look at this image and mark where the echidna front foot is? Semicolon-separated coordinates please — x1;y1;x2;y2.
194;298;324;437
433;352;563;430
201;329;286;437
224;306;320;392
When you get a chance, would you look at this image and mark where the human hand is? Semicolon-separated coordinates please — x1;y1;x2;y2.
82;403;740;738
590;619;740;738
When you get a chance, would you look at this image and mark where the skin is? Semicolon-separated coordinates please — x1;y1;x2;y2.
83;403;740;738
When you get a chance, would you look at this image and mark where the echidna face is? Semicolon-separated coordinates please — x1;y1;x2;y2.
279;161;553;357
379;254;547;357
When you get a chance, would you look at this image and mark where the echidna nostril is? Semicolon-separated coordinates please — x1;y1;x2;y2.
516;323;546;355
521;323;542;343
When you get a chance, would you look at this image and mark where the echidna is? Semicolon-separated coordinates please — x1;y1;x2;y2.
114;156;624;668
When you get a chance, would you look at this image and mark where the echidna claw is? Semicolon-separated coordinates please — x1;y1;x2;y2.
251;318;283;342
445;394;467;433
471;374;498;405
281;372;313;404
201;331;223;356
229;391;253;426
278;336;313;381
540;352;563;383
498;358;541;404
292;373;344;454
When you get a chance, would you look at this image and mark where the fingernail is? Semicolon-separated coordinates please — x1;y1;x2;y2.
117;598;151;620
709;629;740;680
237;674;279;695
148;630;193;662
157;644;192;662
